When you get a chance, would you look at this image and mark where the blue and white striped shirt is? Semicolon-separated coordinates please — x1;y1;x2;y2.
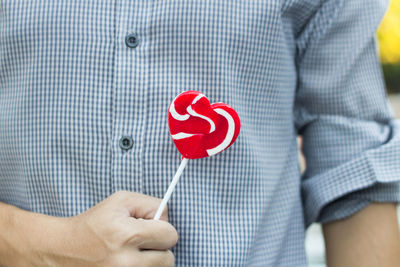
1;0;399;266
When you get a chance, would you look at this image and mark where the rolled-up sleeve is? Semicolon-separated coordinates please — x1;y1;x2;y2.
294;0;400;226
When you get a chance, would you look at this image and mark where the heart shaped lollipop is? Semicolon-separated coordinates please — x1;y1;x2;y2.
154;90;241;220
168;90;241;159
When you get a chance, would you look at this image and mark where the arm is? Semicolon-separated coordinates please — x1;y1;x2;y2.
295;0;400;226
323;203;400;267
0;202;78;266
0;191;177;267
0;202;43;266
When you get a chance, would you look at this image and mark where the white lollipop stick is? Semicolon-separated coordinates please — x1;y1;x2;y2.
154;158;189;220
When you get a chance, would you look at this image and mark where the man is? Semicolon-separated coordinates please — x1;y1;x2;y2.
1;0;400;266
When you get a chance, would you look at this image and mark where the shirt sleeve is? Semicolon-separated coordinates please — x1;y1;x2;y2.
294;0;400;226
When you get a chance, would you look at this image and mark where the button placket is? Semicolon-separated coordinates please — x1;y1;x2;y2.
112;0;151;194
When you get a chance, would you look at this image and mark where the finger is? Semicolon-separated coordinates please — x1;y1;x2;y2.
138;249;175;267
111;191;169;220
126;219;178;250
159;204;169;222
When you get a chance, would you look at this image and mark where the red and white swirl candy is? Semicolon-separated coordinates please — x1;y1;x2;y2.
154;90;241;220
168;90;241;159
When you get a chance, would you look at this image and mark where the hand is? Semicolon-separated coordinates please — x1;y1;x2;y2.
2;191;178;267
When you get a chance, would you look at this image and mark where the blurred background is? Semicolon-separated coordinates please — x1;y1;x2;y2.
306;0;400;266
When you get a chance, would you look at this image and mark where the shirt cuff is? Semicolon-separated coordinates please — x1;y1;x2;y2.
318;182;400;224
302;120;400;227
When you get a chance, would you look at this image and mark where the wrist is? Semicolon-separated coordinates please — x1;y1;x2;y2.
20;210;76;266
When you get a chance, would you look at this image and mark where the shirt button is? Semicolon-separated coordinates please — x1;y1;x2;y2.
125;33;139;48
119;136;134;150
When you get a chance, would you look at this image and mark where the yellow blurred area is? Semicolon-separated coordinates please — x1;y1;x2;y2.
378;0;400;64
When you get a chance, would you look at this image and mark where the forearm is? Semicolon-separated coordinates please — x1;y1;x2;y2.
0;202;72;266
0;202;27;266
323;202;400;267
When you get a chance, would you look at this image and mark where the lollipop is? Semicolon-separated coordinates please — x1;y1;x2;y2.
153;91;241;220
